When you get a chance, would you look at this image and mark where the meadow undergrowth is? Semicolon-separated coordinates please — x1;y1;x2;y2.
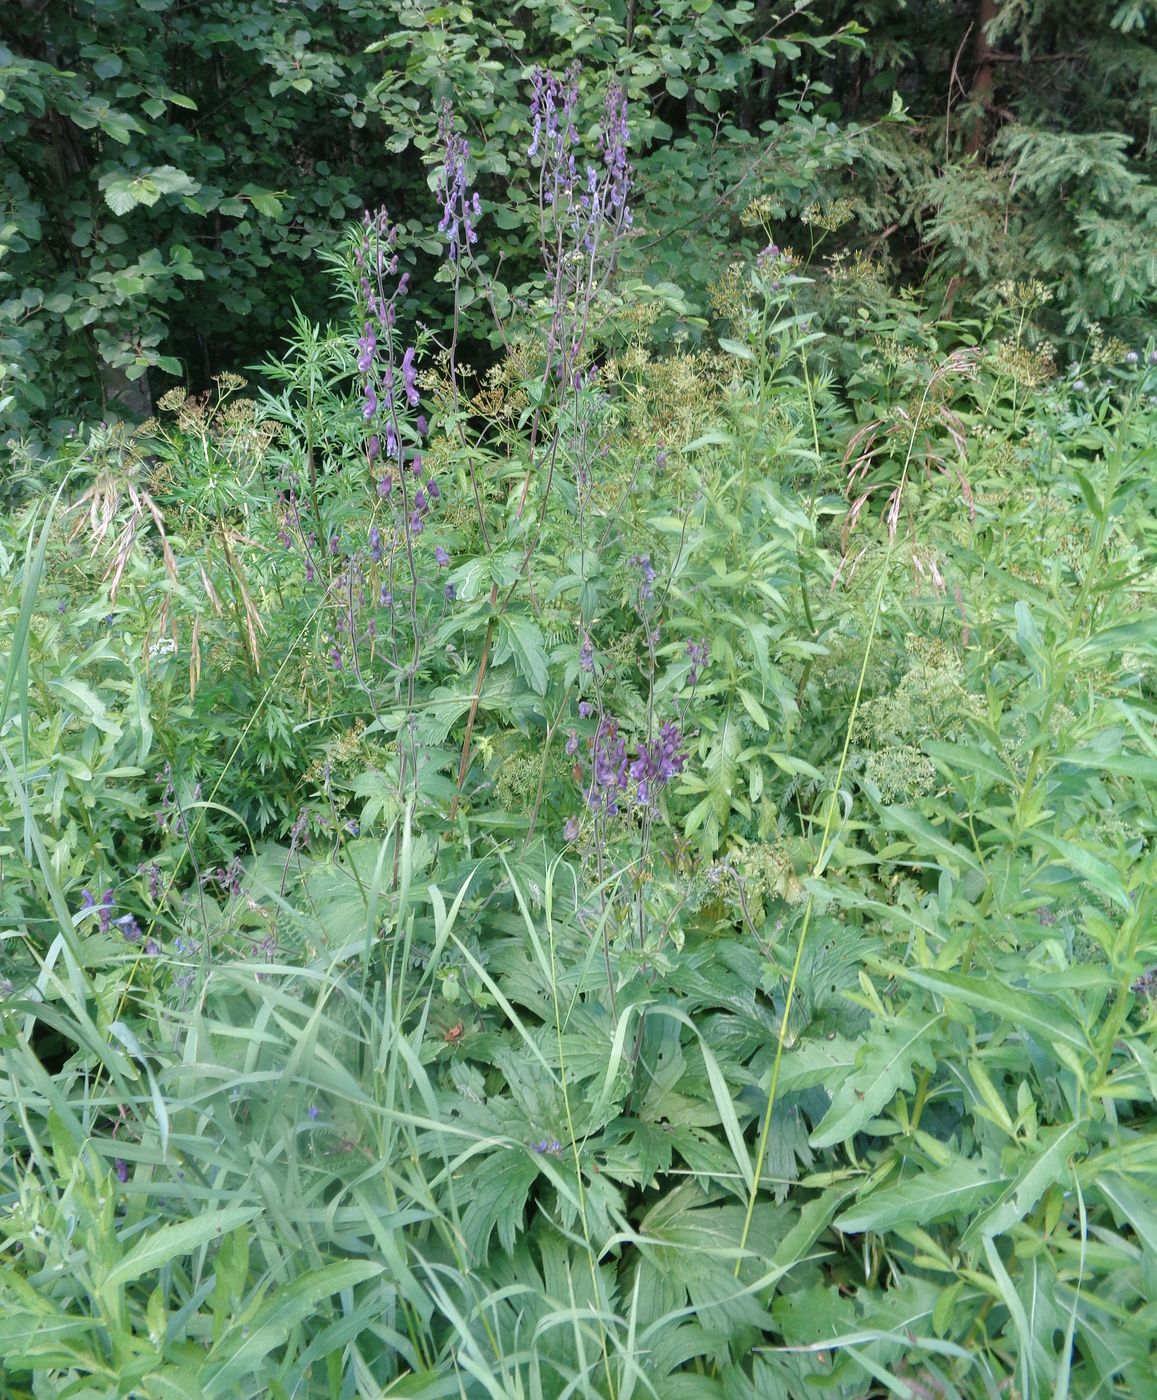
2;72;1156;1400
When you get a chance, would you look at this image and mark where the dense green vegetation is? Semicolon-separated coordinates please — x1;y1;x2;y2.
3;4;1157;1397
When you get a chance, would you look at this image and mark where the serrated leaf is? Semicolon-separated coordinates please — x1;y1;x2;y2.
460;1149;540;1261
104;1207;261;1290
494;614;548;695
835;1158;1006;1234
809;1014;940;1149
777;1035;860;1093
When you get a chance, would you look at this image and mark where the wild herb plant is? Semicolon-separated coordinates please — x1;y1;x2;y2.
3;65;1157;1400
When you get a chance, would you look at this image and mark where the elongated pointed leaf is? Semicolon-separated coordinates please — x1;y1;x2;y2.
896;967;1089;1053
104;1207;262;1290
836;1159;1007;1234
202;1259;384;1396
962;1123;1085;1246
810;1015;941;1150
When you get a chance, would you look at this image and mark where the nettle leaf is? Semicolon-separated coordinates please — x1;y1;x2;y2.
809;1013;942;1149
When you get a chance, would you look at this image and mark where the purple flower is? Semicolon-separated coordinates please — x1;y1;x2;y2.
367;434;380;462
363;381;378;421
409;512;424;536
444;583;456;601
357;321;377;374
579;636;594;673
564;815;580;841
414;489;427;512
329;534;341;555
115;913;142;944
378;474;393;497
426;477;440;499
686;637;709;686
308;1105;320;1121
369;525;383;562
380;585;393;607
401;347;420;408
80;889;96;912
578;700;593;718
630;553;656;602
1126;350;1140;365
435;545;450;567
565;730;579;755
331;648;343;671
589;723;629;814
629;721;686;807
417;414;429;436
114;1159;129;1183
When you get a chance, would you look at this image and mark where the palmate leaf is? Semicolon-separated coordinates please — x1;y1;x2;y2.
809;1013;942;1149
459;1148;541;1260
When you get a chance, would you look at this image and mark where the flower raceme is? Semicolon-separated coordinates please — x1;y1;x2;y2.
584;720;685;814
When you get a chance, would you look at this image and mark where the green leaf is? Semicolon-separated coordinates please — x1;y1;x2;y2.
896;967;1089;1054
962;1123;1085;1245
1032;831;1132;912
835;1158;1006;1234
459;1149;540;1261
809;1014;941;1149
877;805;981;873
202;1260;384;1396
495;614;548;695
104;1207;261;1290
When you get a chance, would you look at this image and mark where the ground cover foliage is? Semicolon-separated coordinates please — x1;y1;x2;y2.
3;64;1157;1400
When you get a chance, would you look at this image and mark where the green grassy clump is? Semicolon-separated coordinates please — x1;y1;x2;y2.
2;174;1157;1400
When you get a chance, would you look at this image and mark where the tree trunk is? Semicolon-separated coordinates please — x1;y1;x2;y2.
966;0;1001;157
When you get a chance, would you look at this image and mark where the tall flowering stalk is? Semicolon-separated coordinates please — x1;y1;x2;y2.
353;207;445;804
519;66;634;517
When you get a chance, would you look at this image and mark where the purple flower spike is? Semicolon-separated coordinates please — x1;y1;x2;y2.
401;347;420;408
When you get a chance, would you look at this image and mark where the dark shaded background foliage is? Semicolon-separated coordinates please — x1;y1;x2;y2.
2;0;1155;444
